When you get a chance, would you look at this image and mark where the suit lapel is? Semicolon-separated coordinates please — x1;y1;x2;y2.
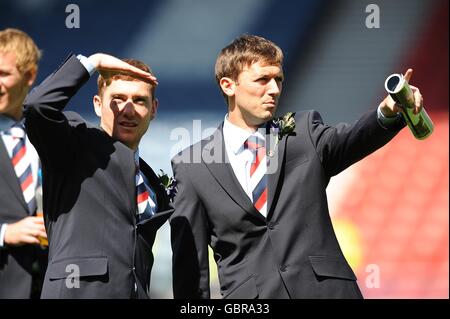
202;125;265;222
266;131;288;219
113;141;136;220
108;133;169;224
0;139;28;211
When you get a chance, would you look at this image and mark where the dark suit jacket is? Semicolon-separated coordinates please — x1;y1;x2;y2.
0;139;47;298
23;55;172;298
170;109;405;299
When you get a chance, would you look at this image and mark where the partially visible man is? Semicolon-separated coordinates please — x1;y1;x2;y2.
170;34;423;299
0;28;48;299
23;52;172;298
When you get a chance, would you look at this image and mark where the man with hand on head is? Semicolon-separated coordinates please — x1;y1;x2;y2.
0;28;47;299
170;34;424;299
24;52;172;298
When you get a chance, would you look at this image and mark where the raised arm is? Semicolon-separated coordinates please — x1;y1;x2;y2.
23;53;156;170
24;53;157;111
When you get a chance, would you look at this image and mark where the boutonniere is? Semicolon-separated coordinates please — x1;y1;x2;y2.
270;112;296;147
158;170;177;202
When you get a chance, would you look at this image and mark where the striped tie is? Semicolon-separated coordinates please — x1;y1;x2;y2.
244;135;267;217
135;165;156;222
10;125;36;214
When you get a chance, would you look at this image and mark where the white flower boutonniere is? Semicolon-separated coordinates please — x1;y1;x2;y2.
157;170;177;202
270;112;296;146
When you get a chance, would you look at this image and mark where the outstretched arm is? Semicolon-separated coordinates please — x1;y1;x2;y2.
311;67;424;177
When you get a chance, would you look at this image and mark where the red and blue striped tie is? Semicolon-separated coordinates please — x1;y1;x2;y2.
10;126;36;214
244;135;267;217
135;165;156;222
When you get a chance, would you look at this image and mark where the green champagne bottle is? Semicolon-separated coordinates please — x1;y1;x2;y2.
385;73;434;140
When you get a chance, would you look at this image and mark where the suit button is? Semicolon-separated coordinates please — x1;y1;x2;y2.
267;222;275;230
280;265;287;272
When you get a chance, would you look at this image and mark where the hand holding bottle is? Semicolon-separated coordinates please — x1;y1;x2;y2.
383;68;433;140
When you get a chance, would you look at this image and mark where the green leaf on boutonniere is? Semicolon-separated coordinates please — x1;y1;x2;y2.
157;169;177;202
270;112;296;145
266;112;296;157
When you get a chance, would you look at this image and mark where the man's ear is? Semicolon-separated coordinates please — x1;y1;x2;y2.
149;98;158;120
93;95;102;117
24;68;37;87
152;98;159;114
219;77;236;98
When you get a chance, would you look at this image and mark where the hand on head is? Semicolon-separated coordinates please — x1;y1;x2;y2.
88;53;158;85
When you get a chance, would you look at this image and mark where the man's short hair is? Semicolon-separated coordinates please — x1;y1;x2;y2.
97;59;156;100
215;34;284;87
0;28;41;73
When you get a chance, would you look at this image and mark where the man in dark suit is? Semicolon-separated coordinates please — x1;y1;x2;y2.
170;35;424;298
0;28;48;299
23;52;172;298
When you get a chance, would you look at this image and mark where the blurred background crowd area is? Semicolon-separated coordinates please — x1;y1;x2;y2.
1;0;447;298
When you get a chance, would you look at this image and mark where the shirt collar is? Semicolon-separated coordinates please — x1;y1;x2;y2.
223;114;266;154
0;115;25;138
0;115;18;130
